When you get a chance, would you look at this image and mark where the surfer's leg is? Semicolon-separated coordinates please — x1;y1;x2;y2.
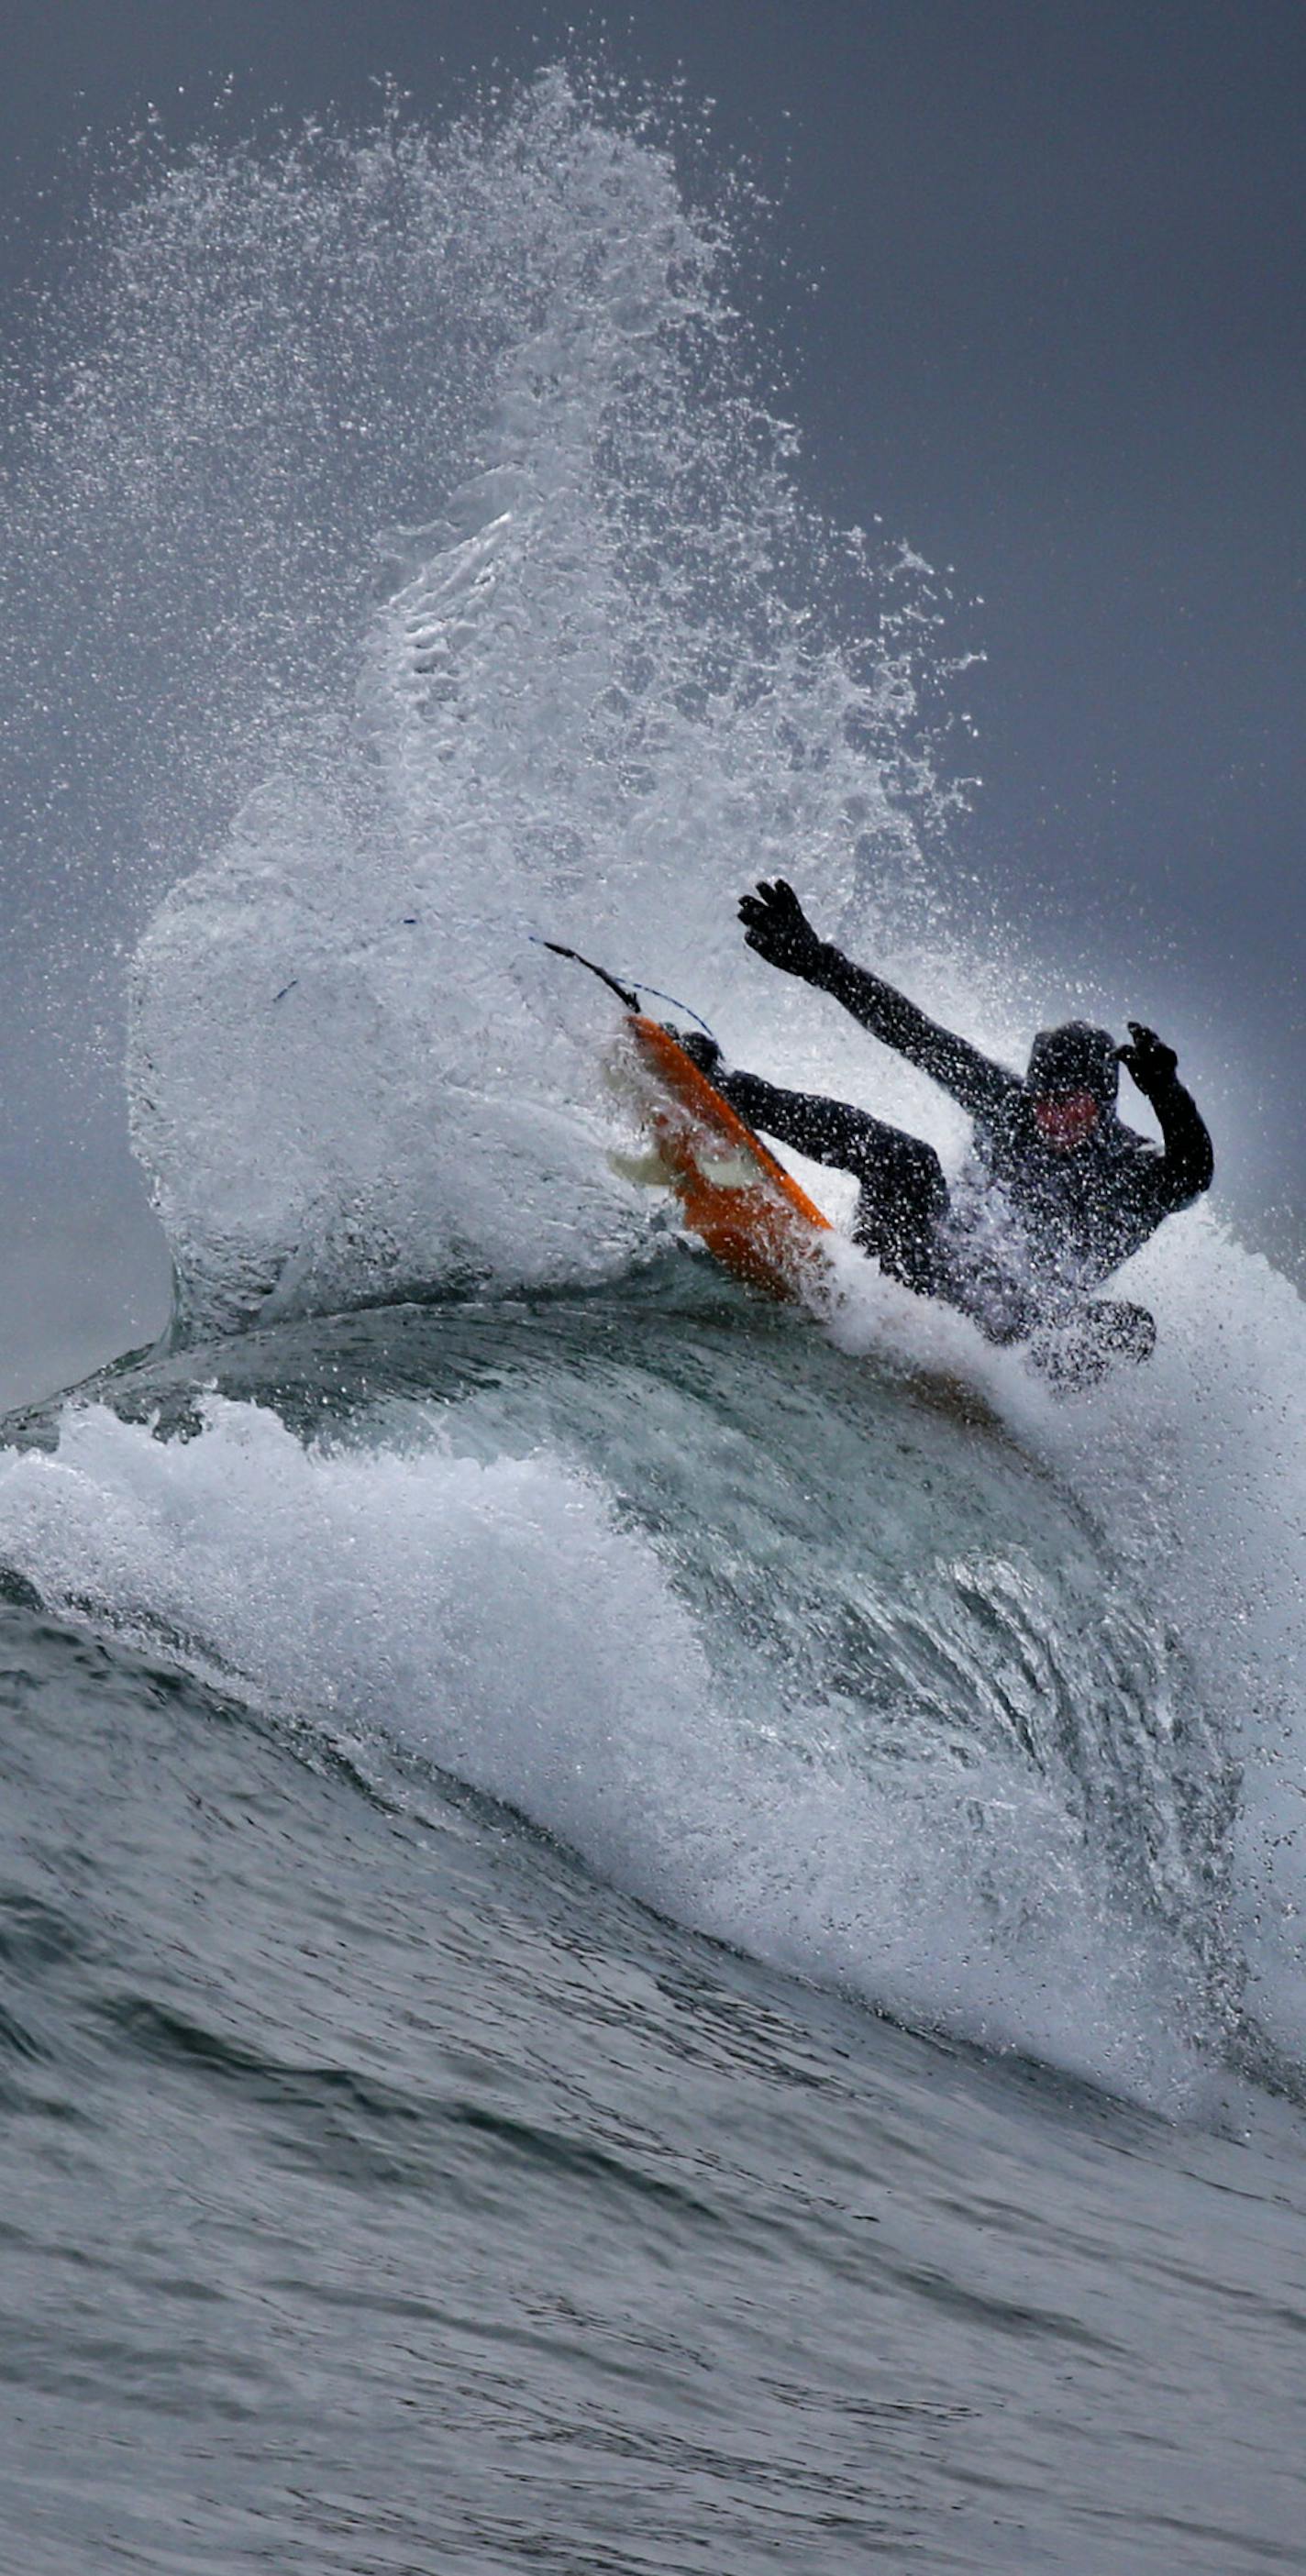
718;1071;946;1296
717;1071;912;1173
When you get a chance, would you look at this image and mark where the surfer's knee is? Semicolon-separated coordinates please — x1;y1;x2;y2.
861;1132;947;1221
850;1135;948;1294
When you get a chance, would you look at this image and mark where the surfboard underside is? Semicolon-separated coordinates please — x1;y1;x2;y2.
621;1017;834;1303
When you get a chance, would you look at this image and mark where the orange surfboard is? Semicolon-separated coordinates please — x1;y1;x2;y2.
618;1016;835;1303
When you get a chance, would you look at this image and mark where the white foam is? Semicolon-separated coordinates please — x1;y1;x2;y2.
0;1397;1215;2104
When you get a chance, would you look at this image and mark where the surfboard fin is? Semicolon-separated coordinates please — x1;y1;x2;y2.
606;1145;678;1188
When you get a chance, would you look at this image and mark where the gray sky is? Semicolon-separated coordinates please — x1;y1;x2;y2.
2;1;1302;1404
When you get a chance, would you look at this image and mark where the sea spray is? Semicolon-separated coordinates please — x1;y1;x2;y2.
0;74;964;1328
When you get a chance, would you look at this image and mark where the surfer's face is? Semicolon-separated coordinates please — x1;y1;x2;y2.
1031;1090;1101;1151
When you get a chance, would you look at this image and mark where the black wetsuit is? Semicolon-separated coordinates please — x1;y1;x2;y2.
714;938;1213;1378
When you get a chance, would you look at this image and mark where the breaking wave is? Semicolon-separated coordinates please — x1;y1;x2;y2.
3;72;1304;2113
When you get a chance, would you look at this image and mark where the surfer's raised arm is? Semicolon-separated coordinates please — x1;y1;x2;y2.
1116;1023;1215;1210
738;879;1017;1122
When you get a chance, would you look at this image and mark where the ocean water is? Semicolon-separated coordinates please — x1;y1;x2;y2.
3;72;1306;2573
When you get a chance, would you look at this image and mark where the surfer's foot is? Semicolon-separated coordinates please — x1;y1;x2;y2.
1027;1299;1157;1392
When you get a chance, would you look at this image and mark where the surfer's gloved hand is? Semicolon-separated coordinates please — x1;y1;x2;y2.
738;878;822;977
1117;1023;1179;1098
677;1030;724;1077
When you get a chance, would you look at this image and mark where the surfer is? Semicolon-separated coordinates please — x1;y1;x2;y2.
684;879;1213;1385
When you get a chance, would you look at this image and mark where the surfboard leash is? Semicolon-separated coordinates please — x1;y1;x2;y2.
533;937;718;1041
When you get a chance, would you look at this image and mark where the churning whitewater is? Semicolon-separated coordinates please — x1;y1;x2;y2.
3;71;1305;2128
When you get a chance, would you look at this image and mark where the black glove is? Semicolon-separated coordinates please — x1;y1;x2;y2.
676;1029;723;1077
738;878;822;976
1117;1022;1178;1098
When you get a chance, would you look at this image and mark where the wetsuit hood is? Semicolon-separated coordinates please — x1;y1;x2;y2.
1025;1021;1119;1110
